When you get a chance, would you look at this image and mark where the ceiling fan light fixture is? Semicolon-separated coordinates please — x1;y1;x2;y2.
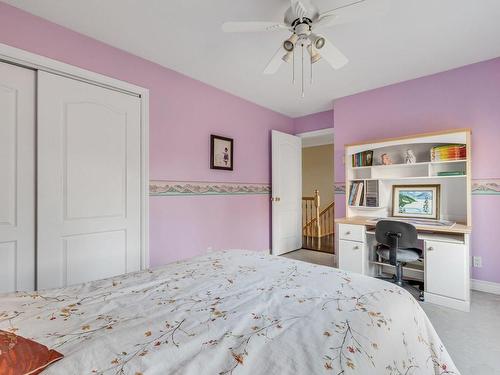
282;51;293;63
283;40;295;52
283;33;299;52
307;45;321;63
310;33;326;49
315;37;326;49
309;34;326;49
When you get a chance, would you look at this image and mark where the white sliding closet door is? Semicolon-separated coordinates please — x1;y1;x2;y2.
0;62;35;293
37;72;142;289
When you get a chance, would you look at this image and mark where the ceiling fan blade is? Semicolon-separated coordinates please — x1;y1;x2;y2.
263;46;286;75
222;22;288;33
291;0;309;20
314;14;338;29
315;0;389;28
315;36;348;70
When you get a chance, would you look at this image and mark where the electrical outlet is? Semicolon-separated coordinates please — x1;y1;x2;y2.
473;256;482;268
207;246;213;253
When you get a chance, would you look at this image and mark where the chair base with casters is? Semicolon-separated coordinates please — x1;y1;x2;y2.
374;220;425;302
375;245;425;301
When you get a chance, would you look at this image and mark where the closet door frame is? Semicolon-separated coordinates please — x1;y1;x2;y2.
0;43;150;272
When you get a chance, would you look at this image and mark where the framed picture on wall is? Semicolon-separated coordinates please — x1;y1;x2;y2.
210;135;234;171
392;184;441;220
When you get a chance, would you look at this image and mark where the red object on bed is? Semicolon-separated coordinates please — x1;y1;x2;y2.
0;330;63;375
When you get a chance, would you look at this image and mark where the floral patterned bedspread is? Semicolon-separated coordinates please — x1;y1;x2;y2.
0;250;458;375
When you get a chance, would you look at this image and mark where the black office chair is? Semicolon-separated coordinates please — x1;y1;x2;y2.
375;220;424;300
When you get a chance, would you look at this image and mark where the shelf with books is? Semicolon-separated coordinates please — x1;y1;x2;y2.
352;159;467;170
351;150;374;168
347;180;365;207
344;129;471;226
347;179;380;208
351;160;468;181
430;159;466;177
430;144;466;162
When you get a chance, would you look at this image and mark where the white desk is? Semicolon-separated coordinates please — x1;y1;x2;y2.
336;216;471;312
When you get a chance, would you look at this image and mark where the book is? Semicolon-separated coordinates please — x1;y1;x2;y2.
352;150;374;167
348;181;365;206
348;182;357;205
365;180;379;207
354;182;364;206
430;144;466;161
437;171;465;176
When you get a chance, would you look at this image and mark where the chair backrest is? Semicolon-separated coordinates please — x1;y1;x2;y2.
375;220;418;249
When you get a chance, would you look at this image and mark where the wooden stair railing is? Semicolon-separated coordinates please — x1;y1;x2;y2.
317;201;335;236
302;190;335;238
302;190;321;237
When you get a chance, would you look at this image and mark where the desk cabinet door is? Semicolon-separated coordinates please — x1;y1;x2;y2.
339;240;365;274
425;240;467;300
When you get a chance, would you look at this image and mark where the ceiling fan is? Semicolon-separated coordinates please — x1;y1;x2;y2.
222;0;387;97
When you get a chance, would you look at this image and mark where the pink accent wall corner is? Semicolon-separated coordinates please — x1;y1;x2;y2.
293;110;334;134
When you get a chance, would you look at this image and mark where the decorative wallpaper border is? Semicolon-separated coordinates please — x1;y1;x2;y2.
150;179;500;197
334;179;500;195
472;179;500;195
334;182;346;195
150;181;271;196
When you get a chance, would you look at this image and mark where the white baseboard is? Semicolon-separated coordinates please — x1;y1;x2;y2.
471;279;500;295
424;292;470;312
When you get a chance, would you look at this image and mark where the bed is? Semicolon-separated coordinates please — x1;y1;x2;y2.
0;250;458;374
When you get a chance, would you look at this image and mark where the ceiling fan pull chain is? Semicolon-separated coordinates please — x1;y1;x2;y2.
292;46;295;84
301;42;305;98
310;43;313;85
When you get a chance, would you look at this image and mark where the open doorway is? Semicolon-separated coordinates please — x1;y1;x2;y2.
298;129;334;254
270;128;334;259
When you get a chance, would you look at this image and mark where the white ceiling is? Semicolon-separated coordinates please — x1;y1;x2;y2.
4;0;500;117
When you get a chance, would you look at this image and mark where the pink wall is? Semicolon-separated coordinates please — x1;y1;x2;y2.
293;110;334;133
2;4;498;282
333;58;500;283
0;3;294;266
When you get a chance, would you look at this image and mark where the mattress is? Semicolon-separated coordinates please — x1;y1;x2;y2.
0;250;458;374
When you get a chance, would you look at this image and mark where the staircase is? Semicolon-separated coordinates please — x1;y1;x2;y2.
302;190;335;253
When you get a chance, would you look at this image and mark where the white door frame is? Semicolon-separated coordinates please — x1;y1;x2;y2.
0;43;150;269
296;128;334;147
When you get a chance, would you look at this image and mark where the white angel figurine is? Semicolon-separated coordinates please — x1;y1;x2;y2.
405;149;417;164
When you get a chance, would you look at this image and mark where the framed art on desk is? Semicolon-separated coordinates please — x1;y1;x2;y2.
392;184;441;220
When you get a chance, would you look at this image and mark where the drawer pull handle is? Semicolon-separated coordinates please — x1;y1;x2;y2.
428;247;434;251
353;246;359;250
345;231;351;235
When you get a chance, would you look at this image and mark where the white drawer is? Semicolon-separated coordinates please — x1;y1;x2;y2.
338;224;365;242
338;240;366;274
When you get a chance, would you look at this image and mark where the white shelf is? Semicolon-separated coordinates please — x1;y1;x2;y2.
351;159;467;181
348;205;384;210
359;175;466;181
429;159;467;165
369;261;424;275
352;159;467;170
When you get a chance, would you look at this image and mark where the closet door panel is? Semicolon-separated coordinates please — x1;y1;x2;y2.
37;72;141;289
0;62;35;292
